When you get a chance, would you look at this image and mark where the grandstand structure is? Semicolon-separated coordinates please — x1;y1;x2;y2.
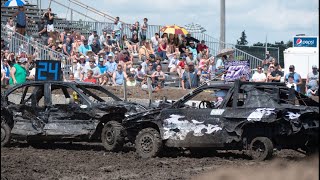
1;0;269;87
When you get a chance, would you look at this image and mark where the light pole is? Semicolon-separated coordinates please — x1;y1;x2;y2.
219;0;226;51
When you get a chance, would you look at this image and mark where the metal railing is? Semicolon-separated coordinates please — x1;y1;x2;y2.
1;24;71;78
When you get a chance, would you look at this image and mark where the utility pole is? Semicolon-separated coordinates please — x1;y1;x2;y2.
219;0;226;51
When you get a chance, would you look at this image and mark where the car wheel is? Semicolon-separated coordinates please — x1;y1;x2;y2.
135;128;162;158
101;121;124;152
1;121;11;147
249;137;273;161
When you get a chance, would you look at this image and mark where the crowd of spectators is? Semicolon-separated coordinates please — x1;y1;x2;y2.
1;6;319;97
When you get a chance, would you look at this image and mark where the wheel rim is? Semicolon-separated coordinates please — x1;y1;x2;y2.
105;125;115;145
1;127;6;142
140;134;154;153
251;141;266;159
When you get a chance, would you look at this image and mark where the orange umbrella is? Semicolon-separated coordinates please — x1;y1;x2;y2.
160;25;189;35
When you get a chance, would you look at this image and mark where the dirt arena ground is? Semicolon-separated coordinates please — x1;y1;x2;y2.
1;142;318;180
1;86;319;180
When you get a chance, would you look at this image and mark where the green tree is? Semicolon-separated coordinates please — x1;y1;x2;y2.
237;30;248;45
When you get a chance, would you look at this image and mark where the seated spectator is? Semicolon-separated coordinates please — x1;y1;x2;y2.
186;51;198;68
168;53;179;73
185;33;200;46
157;38;167;60
78;39;92;57
131;34;139;54
285;65;302;92
80;57;101;83
145;40;155;59
145;62;155;77
122;34;133;53
83;69;97;84
188;41;198;60
151;33;159;53
100;29;108;47
126;68;137;86
88;30;97;45
266;64;275;82
198;54;210;70
97;57;107;85
6;18;16;38
135;65;146;85
306;65;319;97
178;40;188;54
267;62;282;82
197;40;208;54
199;65;210;84
68;73;76;82
286;75;297;91
71;59;80;81
208;57;217;80
177;56;187;78
152;57;161;71
113;64;127;86
105;54;117;85
151;65;165;88
141;58;151;72
118;49;132;71
90;38;101;55
1;59;10;85
251;65;266;82
130;21;140;35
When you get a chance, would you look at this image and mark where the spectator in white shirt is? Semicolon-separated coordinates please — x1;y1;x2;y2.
251;65;266;82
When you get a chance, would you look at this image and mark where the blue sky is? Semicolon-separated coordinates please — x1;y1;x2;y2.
37;0;319;45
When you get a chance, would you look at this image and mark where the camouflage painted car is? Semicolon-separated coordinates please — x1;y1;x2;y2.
118;80;319;160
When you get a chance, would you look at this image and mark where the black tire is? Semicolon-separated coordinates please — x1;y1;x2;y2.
306;146;318;156
1;121;11;147
249;137;274;161
101;121;124;152
135;128;162;158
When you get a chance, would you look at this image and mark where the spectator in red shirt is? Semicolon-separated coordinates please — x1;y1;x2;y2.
177;55;187;78
83;69;97;84
197;40;208;54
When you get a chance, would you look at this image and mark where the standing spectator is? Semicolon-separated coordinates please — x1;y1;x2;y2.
9;57;28;85
267;62;283;82
151;65;165;87
306;65;319;97
199;65;210;84
112;64;127;86
135;65;145;85
181;62;201;90
177;56;187;78
122;35;133;53
43;8;54;37
215;55;226;77
186;52;198;67
5;18;15;38
285;65;302;92
88;30;97;45
78;39;92;57
208;57;216;80
59;27;70;43
151;33;159;53
251;65;267;82
32;17;48;44
1;59;10;85
168;54;179;73
262;51;273;72
63;37;73;57
113;17;122;42
140;18;148;41
12;6;27;35
130;21;140;36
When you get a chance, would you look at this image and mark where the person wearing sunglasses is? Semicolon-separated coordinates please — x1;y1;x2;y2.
251;65;266;82
284;65;302;92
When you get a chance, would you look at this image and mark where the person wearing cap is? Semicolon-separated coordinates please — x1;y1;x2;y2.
181;62;201;90
88;30;97;45
188;41;198;60
78;39;92;57
105;54;117;85
9;58;28;85
306;65;319;96
97;56;108;85
267;62;283;82
285;65;302;92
